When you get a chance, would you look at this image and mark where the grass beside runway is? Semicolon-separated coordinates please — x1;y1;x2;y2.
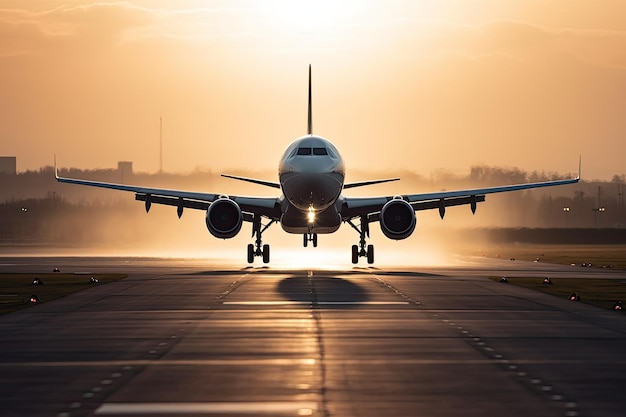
0;273;127;315
483;244;626;270
489;276;626;311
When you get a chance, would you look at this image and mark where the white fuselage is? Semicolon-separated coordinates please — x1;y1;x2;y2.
278;135;345;234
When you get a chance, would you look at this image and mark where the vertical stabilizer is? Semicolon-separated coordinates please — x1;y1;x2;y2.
307;64;312;135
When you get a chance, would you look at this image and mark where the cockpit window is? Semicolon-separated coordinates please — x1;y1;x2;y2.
295;147;330;156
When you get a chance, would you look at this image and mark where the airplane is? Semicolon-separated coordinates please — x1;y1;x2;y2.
55;65;580;264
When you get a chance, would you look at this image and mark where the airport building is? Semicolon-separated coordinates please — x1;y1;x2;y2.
0;156;16;174
117;161;133;182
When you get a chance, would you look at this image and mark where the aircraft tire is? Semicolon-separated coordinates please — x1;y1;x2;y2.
351;245;359;264
247;244;254;264
367;244;374;264
262;244;270;264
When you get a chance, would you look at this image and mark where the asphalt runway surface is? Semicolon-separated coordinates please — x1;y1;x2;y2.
1;255;625;417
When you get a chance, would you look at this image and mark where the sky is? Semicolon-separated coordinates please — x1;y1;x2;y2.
1;1;625;180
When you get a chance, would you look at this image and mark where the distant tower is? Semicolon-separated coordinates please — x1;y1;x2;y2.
159;116;163;174
118;161;133;184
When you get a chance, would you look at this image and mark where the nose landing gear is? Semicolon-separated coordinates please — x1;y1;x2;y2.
347;215;374;264
247;216;275;264
303;232;318;247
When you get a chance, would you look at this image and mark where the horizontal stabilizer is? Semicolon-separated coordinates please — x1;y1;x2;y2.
344;178;400;189
221;174;281;189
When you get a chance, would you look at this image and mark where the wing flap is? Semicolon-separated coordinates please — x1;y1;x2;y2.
411;195;486;211
135;194;281;219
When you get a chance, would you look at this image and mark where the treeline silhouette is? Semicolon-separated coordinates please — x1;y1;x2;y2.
1;165;625;245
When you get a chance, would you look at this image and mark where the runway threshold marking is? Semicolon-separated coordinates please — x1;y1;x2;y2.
95;402;318;415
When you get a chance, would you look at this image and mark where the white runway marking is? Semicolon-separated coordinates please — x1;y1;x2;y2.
0;358;609;368
316;301;409;305
222;301;409;305
95;402;318;415
222;301;310;305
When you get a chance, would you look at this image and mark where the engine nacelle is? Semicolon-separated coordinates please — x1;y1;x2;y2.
205;198;243;239
380;198;416;240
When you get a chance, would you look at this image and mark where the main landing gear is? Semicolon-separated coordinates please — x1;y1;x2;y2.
347;215;374;264
303;232;318;247
247;216;275;264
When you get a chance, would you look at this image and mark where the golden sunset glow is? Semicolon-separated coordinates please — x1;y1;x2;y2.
1;0;625;180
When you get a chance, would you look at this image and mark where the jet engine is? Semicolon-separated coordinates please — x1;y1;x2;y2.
205;198;243;239
380;198;416;240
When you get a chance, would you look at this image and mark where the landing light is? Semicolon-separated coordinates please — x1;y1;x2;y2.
543;277;553;285
30;295;39;303
307;207;315;224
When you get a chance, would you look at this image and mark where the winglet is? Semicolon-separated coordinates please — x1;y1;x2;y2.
54;154;59;180
577;155;582;180
307;64;312;135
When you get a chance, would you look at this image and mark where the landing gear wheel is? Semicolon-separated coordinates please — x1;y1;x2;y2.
262;244;270;264
303;234;308;247
249;216;276;264
367;244;375;264
312;234;318;248
348;215;374;265
247;244;254;264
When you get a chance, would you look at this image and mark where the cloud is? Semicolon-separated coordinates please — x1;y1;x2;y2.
0;2;157;56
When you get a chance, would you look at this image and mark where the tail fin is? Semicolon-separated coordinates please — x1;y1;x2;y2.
307;64;312;135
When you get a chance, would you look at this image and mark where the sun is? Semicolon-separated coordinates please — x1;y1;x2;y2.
264;0;354;27
257;0;379;42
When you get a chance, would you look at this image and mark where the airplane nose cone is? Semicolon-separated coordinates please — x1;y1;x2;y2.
281;172;342;210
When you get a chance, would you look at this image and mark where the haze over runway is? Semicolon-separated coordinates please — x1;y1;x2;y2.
1;256;625;416
1;1;626;180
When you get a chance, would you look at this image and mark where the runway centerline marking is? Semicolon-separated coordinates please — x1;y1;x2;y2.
95;402;318;415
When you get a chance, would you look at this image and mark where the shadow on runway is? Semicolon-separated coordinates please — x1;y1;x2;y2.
276;276;369;305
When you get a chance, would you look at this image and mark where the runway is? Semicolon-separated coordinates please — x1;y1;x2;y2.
1;256;625;417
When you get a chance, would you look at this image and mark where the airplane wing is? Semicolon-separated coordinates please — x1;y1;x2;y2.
343;165;580;220
55;169;281;220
